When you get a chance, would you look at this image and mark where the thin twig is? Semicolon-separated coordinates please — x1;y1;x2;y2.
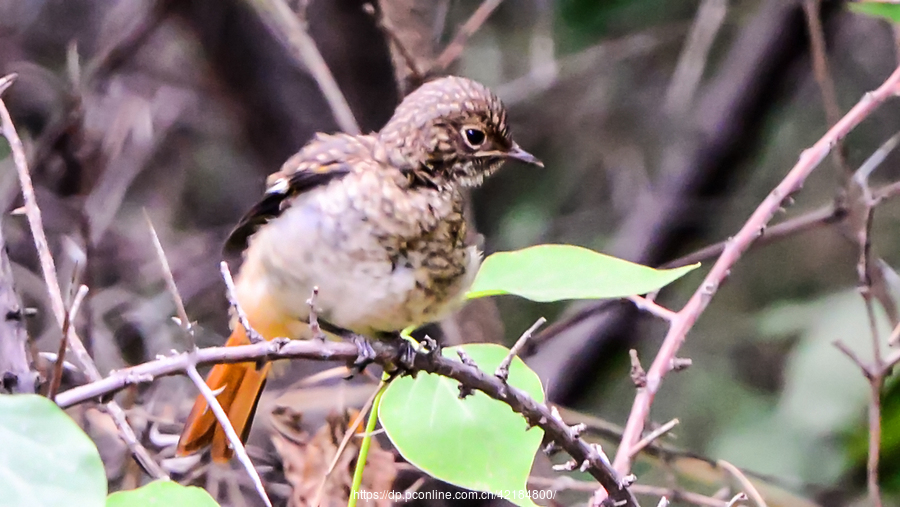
0;73;167;480
718;460;763;507
186;364;272;507
363;2;425;85
724;493;749;507
220;262;264;344
845;131;892;507
628;418;679;459
495;317;546;382
246;0;360;134
307;286;325;340
833;340;873;379
866;375;885;507
611;64;900;477
536;173;900;357
144;212;193;344
54;336;638;507
627;295;677;321
664;0;727;114
0;74;15;95
48;285;88;400
629;349;646;388
433;0;503;71
802;0;850;178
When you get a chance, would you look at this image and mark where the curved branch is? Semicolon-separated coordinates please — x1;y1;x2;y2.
611;64;900;475
55;337;638;507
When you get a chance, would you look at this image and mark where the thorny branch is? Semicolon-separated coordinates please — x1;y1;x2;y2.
245;0;361;135
0;73;168;480
55;335;639;507
610;64;900;486
532;176;900;355
147;218;272;507
433;0;504;71
186;363;273;507
829;131;900;507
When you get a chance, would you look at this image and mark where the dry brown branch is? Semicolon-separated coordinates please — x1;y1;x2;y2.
48;284;88;400
144;212;193;343
53;336;638;507
0;188;33;394
831;130;900;507
495;316;546;382
628;418;679;459
185;363;272;507
0;73;168;480
724;493;749;507
220;262;264;344
610;64;900;481
802;0;850;178
146;218;269;504
246;0;360;134
664;0;727;114
718;460;763;507
364;2;426;87
627;295;677;321
433;0;503;71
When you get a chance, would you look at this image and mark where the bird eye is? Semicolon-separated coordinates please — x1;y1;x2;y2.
462;128;486;149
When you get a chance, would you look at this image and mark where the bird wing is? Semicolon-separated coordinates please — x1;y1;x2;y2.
224;133;374;254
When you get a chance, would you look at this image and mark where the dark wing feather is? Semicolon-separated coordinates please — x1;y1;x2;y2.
224;167;351;254
224;133;378;254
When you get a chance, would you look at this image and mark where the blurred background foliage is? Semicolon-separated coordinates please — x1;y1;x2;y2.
3;0;900;505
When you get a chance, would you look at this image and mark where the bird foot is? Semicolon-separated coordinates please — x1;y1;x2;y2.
349;333;376;375
398;339;417;370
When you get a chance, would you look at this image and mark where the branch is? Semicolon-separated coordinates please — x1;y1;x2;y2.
803;0;850;180
55;337;638;507
611;64;900;476
186;364;272;507
245;0;360;135
495;317;545;382
47;285;88;400
0;74;168;480
433;0;503;71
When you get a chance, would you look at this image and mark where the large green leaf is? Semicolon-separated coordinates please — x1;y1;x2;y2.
467;244;698;301
107;481;219;507
379;344;544;507
848;2;900;22
0;394;107;507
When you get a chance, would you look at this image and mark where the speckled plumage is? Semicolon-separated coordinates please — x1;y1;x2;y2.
232;76;541;336
178;76;541;461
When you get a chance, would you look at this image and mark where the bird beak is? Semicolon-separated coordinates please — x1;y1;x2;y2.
506;143;544;167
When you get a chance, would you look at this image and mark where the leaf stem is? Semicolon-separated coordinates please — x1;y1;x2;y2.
348;378;390;507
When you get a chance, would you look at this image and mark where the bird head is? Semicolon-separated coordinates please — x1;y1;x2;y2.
378;76;542;188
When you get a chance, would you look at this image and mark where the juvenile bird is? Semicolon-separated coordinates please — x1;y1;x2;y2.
177;76;542;461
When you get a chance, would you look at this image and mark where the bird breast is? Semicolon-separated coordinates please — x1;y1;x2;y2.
237;170;479;336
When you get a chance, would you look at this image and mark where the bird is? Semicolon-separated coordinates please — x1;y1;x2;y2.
176;76;542;462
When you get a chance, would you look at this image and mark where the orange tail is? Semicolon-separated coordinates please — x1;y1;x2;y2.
176;325;272;462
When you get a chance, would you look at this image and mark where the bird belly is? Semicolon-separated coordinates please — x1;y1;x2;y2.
239;197;477;337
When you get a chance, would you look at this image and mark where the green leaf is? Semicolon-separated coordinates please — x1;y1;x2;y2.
848;2;900;22
0;394;107;507
378;344;544;507
467;244;698;301
106;481;219;507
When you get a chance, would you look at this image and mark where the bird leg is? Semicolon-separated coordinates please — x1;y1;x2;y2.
316;319;377;374
350;334;377;371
